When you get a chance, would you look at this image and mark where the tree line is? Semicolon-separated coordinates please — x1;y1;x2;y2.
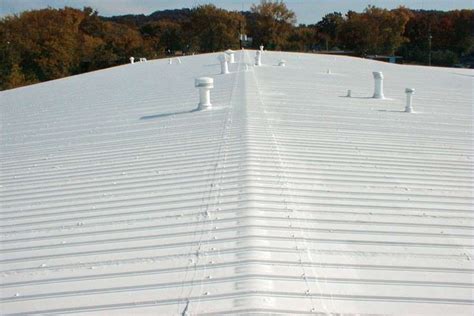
1;0;472;90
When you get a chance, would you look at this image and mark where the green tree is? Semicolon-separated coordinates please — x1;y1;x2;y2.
248;0;296;50
140;20;184;55
187;4;244;52
316;12;343;50
450;10;474;55
285;25;317;51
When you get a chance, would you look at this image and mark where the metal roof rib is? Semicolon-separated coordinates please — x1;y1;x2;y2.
0;50;473;315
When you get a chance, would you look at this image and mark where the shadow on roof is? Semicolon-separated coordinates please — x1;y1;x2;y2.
377;109;406;113
338;96;373;99
140;108;199;120
450;72;474;77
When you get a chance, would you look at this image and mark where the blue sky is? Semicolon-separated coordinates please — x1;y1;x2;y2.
1;0;472;24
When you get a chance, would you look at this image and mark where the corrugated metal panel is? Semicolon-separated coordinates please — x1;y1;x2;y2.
1;51;473;315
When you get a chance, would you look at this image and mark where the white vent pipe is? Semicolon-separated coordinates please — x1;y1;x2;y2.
225;49;235;63
260;45;264;52
372;72;385;99
219;54;229;74
195;77;214;109
129;57;135;64
255;51;262;66
278;59;286;67
405;88;415;113
169;58;172;64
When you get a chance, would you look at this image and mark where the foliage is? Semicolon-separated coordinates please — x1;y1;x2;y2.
140;20;184;55
315;12;344;50
284;26;317;51
399;10;474;65
249;0;296;49
1;8;84;85
187;4;244;52
0;7;147;90
338;6;413;55
431;50;460;66
0;3;472;90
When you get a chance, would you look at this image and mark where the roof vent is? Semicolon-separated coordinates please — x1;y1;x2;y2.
260;45;264;52
129;57;135;64
219;54;229;74
278;59;286;67
255;51;262;66
195;77;214;109
225;49;235;63
405;88;415;113
327;69;331;74
177;57;182;64
139;58;147;62
346;89;352;97
169;58;172;64
372;72;385;99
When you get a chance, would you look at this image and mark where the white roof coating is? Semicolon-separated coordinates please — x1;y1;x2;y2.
1;50;473;315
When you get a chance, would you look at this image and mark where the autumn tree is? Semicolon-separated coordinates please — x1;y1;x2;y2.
79;8;149;71
248;0;296;50
2;5;472;91
400;9;473;65
0;18;18;88
284;25;317;51
0;7;151;90
187;4;244;52
338;6;412;55
1;8;85;83
140;20;184;55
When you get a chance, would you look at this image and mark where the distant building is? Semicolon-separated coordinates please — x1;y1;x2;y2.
366;54;403;64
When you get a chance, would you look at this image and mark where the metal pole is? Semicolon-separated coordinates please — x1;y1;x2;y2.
428;23;432;66
428;34;432;66
239;21;242;49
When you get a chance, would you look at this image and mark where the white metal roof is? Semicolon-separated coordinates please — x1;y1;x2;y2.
1;50;473;315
